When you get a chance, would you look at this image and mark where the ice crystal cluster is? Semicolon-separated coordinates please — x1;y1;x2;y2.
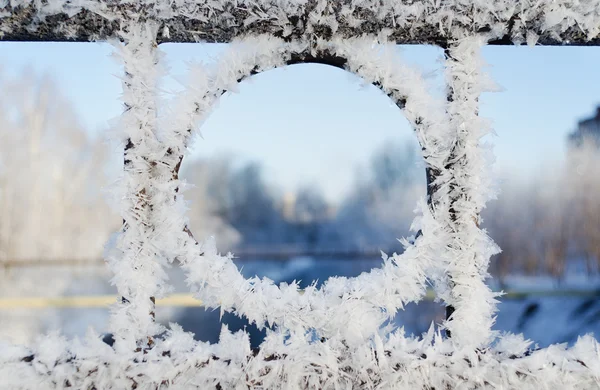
1;1;600;389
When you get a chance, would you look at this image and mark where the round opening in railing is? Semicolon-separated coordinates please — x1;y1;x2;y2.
167;51;437;345
157;36;451;347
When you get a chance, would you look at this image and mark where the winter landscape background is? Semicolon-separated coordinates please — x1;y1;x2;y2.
1;42;600;349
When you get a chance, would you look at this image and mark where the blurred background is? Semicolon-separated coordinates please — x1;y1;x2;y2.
1;42;600;349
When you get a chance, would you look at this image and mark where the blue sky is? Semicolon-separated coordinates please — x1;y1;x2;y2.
1;41;599;203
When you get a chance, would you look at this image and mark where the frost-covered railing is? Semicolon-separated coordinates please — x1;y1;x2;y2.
3;0;600;45
2;1;600;389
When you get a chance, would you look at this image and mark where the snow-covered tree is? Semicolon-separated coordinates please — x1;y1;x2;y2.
0;71;119;343
179;157;241;251
0;71;117;262
335;140;424;250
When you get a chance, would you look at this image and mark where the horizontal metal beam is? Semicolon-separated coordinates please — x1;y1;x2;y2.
1;1;599;45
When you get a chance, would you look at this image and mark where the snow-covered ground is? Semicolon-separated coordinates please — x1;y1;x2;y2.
1;258;599;348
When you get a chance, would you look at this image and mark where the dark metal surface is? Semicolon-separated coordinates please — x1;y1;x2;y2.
2;1;599;45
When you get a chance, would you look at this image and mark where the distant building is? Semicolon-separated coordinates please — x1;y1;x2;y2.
568;107;600;149
282;192;297;221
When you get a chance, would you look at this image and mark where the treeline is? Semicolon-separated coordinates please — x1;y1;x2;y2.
484;143;600;281
181;141;425;255
0;72;118;262
0;71;425;263
2;72;600;282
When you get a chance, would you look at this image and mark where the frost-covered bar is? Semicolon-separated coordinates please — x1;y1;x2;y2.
2;0;599;45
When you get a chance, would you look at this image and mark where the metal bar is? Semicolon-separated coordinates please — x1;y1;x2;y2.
1;2;599;45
